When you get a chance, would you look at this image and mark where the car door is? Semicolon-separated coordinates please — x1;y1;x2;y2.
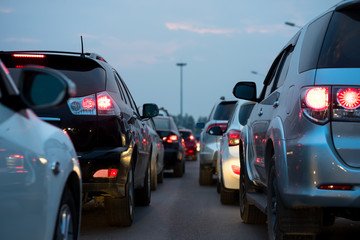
249;46;294;184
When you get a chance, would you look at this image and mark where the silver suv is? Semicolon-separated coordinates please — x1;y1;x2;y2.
197;98;237;185
233;1;360;239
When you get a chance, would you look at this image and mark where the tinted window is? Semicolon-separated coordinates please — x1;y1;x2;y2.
213;102;237;120
299;12;332;73
180;131;191;139
318;10;360;68
153;117;170;130
276;51;292;88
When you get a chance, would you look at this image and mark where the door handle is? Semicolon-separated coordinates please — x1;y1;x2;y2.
258;109;263;117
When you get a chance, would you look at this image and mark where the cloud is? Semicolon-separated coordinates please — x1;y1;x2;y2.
4;37;40;43
244;24;289;34
165;23;236;35
0;8;13;13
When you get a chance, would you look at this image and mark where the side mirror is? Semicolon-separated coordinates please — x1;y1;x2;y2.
196;122;205;129
142;103;159;118
233;82;257;101
19;67;76;109
208;126;223;136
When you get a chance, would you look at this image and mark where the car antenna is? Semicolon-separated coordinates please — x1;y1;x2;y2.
80;36;85;57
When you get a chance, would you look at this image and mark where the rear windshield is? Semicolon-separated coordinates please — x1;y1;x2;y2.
180;131;191;139
213;101;237;120
153;117;170;130
2;54;106;97
318;10;360;68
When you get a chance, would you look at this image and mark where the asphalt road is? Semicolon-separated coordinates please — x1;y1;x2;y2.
80;159;360;240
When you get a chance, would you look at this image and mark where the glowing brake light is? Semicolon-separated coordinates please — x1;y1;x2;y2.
162;135;178;143
97;95;113;110
305;87;329;111
318;184;352;191
93;169;118;178
189;135;195;140
227;129;240;146
12;53;45;58
82;97;96;109
337;88;360;110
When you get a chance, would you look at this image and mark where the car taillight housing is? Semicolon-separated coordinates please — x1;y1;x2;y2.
301;86;360;124
206;123;228;133
301;87;330;124
162;135;178;143
231;165;240;175
227;129;241;146
333;87;360;121
93;169;118;178
67;91;118;115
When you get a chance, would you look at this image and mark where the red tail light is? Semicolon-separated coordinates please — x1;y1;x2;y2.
337;88;360;110
206;123;227;133
82;97;96;109
93;169;118;178
301;87;330;124
305;87;329;111
12;53;45;58
97;95;113;110
231;165;240;175
318;184;352;191
227;129;241;146
189;135;195;140
162;135;178;143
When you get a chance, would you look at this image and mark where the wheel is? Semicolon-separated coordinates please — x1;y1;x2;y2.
104;164;134;227
199;166;212;185
173;161;184;177
267;161;284;240
220;183;236;205
136;161;151;206
157;169;164;184
54;186;79;240
267;158;320;239
151;157;157;191
239;157;266;224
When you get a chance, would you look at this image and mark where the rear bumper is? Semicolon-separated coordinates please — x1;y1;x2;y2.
79;146;133;198
279;125;360;208
163;148;183;168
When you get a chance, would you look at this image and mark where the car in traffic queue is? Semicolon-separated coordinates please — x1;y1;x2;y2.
0;60;82;239
143;117;165;190
209;101;255;205
0;51;159;227
233;1;360;238
197;98;238;185
179;128;197;160
153;115;185;177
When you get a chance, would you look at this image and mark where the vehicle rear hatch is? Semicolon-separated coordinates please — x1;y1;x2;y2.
0;52;106;152
315;4;360;167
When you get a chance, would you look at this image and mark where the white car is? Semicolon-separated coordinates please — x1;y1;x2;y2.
0;60;82;239
211;101;255;204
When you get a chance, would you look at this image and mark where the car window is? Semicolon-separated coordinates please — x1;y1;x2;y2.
213;102;237;120
113;71;125;102
318;10;360;68
275;50;293;89
153;118;170;130
299;12;332;73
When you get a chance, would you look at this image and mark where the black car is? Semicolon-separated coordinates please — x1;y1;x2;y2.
0;51;159;227
153;115;185;177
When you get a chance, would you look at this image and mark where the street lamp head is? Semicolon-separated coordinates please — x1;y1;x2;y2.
176;62;187;67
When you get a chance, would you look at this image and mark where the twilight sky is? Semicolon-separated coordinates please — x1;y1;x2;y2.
0;0;340;120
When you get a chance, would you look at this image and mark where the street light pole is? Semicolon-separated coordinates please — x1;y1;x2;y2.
177;62;187;126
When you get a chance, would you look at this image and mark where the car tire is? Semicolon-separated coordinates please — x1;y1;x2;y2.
54;186;79;240
220;183;236;205
104;163;134;227
173;161;184;177
157;169;164;184
151;156;157;191
239;157;266;224
136;161;151;206
199;166;212;185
